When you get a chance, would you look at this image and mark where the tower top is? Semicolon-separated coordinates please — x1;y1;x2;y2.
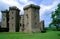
23;4;40;10
1;9;9;13
9;6;20;11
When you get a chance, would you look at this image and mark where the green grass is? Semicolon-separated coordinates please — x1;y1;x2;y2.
0;31;60;39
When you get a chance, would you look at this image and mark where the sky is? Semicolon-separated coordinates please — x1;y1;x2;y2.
0;0;60;27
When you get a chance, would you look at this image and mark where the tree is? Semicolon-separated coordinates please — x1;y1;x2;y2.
49;3;60;30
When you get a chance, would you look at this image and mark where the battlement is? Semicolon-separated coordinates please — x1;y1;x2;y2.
9;6;20;11
23;4;40;10
1;9;9;13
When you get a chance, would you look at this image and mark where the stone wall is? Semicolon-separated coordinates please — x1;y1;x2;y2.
19;15;24;32
40;20;44;31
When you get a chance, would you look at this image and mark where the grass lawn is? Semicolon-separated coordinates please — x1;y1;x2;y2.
0;31;60;39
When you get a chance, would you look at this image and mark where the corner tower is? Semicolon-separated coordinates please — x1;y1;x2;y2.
23;4;40;33
1;10;9;31
9;6;20;32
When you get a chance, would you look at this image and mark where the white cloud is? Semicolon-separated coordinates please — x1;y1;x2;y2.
1;0;23;11
19;0;37;6
40;0;60;20
19;0;29;4
39;0;60;27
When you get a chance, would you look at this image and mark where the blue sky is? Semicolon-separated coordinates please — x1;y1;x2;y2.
0;0;60;27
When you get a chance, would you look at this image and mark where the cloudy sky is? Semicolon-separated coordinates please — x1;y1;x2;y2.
0;0;60;27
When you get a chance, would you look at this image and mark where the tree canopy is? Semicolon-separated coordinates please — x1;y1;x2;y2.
49;3;60;30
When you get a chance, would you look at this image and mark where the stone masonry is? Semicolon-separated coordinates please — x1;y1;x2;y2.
40;20;44;32
9;6;20;32
19;15;24;32
1;10;9;29
23;4;41;33
1;4;44;33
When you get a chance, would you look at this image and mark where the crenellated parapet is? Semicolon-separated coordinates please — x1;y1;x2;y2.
9;6;20;11
1;9;9;13
23;4;40;10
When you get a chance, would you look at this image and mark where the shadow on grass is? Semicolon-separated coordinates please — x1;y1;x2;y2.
58;34;60;36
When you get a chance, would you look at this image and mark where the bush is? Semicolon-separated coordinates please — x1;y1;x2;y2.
41;30;46;33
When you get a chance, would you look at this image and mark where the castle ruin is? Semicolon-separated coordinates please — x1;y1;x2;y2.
0;4;44;33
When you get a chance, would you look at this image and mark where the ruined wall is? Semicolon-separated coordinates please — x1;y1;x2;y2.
1;4;43;33
40;21;44;31
19;15;24;32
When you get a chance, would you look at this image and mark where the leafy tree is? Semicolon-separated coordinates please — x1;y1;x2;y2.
49;3;60;30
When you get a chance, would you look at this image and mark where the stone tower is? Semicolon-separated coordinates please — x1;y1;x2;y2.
40;20;44;32
23;4;40;33
1;10;9;31
9;6;20;32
